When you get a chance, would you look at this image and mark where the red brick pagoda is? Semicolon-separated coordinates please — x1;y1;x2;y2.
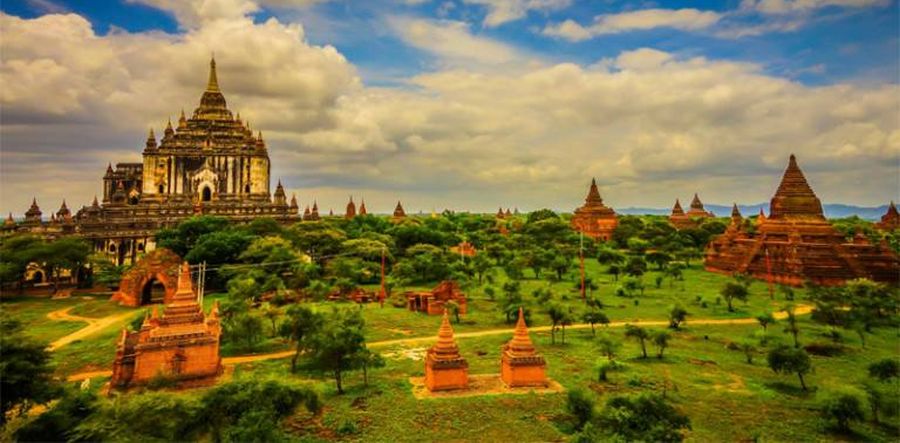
670;194;714;229
111;262;222;388
876;202;899;231
571;178;617;241
705;155;899;286
500;308;548;388
424;310;469;391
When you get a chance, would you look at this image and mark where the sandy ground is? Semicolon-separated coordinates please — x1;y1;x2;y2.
409;374;566;399
46;307;137;351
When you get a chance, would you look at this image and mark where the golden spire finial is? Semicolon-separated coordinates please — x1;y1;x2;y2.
207;55;220;92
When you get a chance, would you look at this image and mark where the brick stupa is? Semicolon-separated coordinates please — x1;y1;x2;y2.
670;194;713;229
571;178;617;241
876;201;899;231
393;201;407;221
501;307;548;388
424;310;469;391
705;155;899;286
111;262;222;388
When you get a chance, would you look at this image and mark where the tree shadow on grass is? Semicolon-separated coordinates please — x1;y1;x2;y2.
764;381;816;397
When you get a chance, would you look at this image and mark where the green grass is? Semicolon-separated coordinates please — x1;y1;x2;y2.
6;263;898;441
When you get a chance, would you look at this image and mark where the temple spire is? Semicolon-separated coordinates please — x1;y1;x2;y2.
769;154;823;220
585;178;602;204
206;56;220;92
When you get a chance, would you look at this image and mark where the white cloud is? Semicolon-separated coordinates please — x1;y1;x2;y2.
543;8;723;41
740;0;889;14
387;16;529;68
1;4;898;216
463;0;571;27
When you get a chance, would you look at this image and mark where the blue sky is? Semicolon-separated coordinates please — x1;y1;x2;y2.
5;0;896;86
0;0;897;215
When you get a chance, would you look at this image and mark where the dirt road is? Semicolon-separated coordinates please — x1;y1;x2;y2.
47;307;137;351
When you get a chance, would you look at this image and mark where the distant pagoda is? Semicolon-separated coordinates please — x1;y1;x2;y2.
876;202;899;231
571;178;617;241
393;201;407;221
670;193;713;229
705;155;899;286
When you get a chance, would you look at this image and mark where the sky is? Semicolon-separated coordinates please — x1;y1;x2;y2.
1;0;898;216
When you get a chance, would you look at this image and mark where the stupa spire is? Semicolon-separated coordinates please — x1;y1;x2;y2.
206;56;220;92
431;310;462;360
769;154;824;220
671;199;684;216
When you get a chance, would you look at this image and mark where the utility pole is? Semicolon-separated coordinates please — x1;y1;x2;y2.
380;247;386;308
580;232;586;301
764;248;774;299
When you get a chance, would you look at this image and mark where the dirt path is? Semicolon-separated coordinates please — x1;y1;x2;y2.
47;307;137;351
64;304;813;382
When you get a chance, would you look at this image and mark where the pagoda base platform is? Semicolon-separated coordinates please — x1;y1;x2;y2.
409;374;563;399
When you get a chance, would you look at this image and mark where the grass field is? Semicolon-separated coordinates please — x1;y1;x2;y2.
3;262;898;441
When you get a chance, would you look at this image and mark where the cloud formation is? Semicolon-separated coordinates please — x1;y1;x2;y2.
463;0;571;27
1;0;897;218
543;8;723;41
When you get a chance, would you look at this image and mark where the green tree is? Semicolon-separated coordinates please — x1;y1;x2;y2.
231;313;265;351
654;330;671;358
624;256;647;278
756;311;776;332
821;394;864;433
582;311;609;336
261;302;281;337
625;324;650;358
739;340;756;364
646;250;673;270
596;333;621;361
767;345;812;390
156;215;229;257
720;281;748;312
668;305;689;329
279;304;323;373
566;389;595;431
471;253;494;284
597;393;691;442
783;305;801;348
867;358;899;382
0;314;59;425
15;388;97;442
199;379;321;442
308;308;368;394
43;237;92;292
547;303;573;344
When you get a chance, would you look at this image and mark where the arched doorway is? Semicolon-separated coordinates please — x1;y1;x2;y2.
141;276;167;305
31;270;44;284
202;186;212;202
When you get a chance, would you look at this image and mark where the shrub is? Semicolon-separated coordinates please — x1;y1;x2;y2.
867;358;899;382
821;393;864;432
566;389;595;431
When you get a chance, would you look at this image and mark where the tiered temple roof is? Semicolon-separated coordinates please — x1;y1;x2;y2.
705;155;899;286
571;178;617;241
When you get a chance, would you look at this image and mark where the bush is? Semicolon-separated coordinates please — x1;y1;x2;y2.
597;393;691;442
566;389;595;431
821;393;864;432
867;358;899;381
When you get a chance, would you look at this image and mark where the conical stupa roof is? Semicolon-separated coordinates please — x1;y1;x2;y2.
430;310;462;361
769;154;824;220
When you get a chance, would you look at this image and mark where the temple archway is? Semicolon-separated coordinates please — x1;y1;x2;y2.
202;186;212;202
140;276;167;305
111;248;183;307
